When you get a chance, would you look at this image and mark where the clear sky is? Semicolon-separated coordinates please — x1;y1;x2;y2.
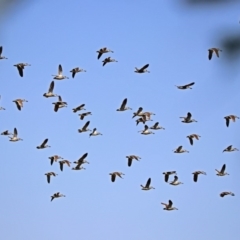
1;1;240;240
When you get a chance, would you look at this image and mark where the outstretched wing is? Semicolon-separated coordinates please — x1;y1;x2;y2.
144;125;149;131
221;164;226;173
168;200;173;208
79;153;88;162
208;49;213;60
111;174;116;182
139;64;149;71
82;121;90;130
98;52;103;60
49;81;54;92
176;146;182;152
185;82;195;87
0;46;2;55
58;64;63;75
14;128;18;137
120;98;127;110
17;66;23;77
145;178;151;188
193;173;198;182
41;138;48;147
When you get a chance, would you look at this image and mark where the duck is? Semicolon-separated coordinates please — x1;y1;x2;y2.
150;122;165;130
180;112;197;123
78;121;91;133
175;82;195;90
52;64;69;80
224;115;239;127
13;63;31;77
134;64;150;73
169;175;183;186
187;134;201;145
161;200;178;211
79;112;92;120
208;48;222;60
73;104;86;113
59;160;71;171
9;128;23;142
141;178;155;190
173;146;189;153
126;155;141;167
0;46;7;59
223;145;239;152
116;98;132;111
97;47;113;59
220;192;235;197
43;81;58;98
70;67;86;78
51;192;65;201
192;171;206;182
13;99;28;111
102;57;118;66
48;155;63;165
216;164;229;176
163;171;177;182
45;172;58;183
36;138;50;149
109;172;125;182
138;125;155;135
89;128;102;137
52;96;67;112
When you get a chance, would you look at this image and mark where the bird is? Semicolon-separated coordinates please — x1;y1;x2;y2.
13;99;28;111
72;104;86;113
109;172;125;182
45;172;58;184
150;122;165;130
169;175;183;186
52;96;67;112
126;155;141;167
192;171;206;182
0;95;5;110
116;98;132;111
72;164;86;170
96;47;113;59
223;145;239;152
224;115;239;127
161;200;178;211
49;155;63;165
79;112;92;120
132;107;144;118
173;146;189;153
9;128;23;142
51;192;65;201
59;160;71;171
134;64;150;73
70;67;86;78
216;164;229;176
102;57;118;66
73;153;89;165
141;178;155;190
187;134;201;145
141;112;156;119
208;48;222;60
138;125;155;135
0;46;7;59
136;115;152;125
180;112;197;123
89;128;102;137
13;63;31;77
36;138;50;149
78;121;91;133
220;192;235;197
1;130;13;136
43;81;58;98
163;171;177;182
52;64;69;80
175;82;195;90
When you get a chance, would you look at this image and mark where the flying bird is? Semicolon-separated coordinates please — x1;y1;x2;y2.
126;155;141;167
9;128;23;142
0;46;7;59
70;67;86;78
224;115;239;127
140;178;155;190
43;81;58;98
208;48;222;60
13;63;31;77
163;171;177;182
192;171;206;182
13;99;28;111
36;139;50;149
134;64;150;73
51;192;65;201
161;200;178;211
187;134;201;145
109;172;125;182
72;104;86;113
175;82;195;90
96;47;113;59
102;57;118;66
79;112;92;120
180;112;197;123
116;98;132;111
52;64;69;80
215;164;229;176
45;172;57;183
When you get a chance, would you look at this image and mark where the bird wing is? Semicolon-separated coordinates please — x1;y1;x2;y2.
59;162;63;171
225;117;230;127
0;46;2;55
164;174;169;182
230;115;236;121
177;146;182;152
136;107;143;115
144;125;148;131
98;52;103;59
185;82;195;87
227;145;232;151
102;61;107;66
186;112;192;120
54;103;59;112
221;164;226;173
49;81;54;92
139;64;149;71
213;48;220;57
128;158;132;167
173;175;178;183
193;173;198;182
79;153;88;162
47;174;50;183
82;121;90;130
208;49;213;60
58;96;62;102
120;98;127;110
58;64;62;75
153;122;159;128
14;128;17;137
17;66;23;77
41;138;48;147
145;178;151;188
111;174;116;182
168;200;173;208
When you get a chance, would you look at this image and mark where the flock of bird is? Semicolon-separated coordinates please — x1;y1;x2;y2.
0;45;237;207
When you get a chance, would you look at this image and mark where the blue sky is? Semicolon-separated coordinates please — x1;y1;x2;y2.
1;1;240;239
